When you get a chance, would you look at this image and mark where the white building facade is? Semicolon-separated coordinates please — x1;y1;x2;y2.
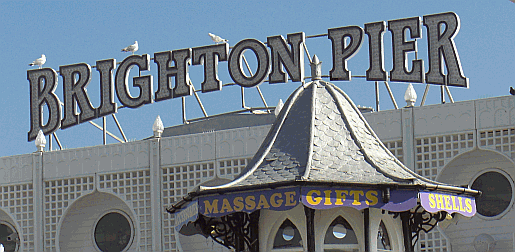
0;94;514;251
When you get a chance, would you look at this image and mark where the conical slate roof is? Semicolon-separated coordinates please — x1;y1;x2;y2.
201;78;443;192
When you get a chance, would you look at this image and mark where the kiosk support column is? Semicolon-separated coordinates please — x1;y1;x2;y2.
304;206;315;251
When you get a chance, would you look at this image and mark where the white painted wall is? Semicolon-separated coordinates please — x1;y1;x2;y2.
438;149;515;252
2;96;515;251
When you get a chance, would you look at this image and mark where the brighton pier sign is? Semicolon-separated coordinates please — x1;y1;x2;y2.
27;12;468;141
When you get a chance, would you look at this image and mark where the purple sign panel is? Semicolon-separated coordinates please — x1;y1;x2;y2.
301;187;417;211
420;191;476;217
199;187;300;217
174;200;199;232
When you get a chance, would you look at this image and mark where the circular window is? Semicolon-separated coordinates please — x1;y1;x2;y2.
282;226;295;241
273;219;302;249
0;222;19;252
94;212;133;252
471;171;513;217
332;224;347;239
324;216;358;245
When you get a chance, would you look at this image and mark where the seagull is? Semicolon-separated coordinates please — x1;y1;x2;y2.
121;41;138;55
29;54;46;69
510;87;515;95
208;33;228;44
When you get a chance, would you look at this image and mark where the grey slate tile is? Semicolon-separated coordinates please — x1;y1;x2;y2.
202;80;446;191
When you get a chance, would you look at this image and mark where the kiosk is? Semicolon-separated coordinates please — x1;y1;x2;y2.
168;56;480;252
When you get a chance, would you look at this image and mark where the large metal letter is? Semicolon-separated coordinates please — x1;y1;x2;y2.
154;49;192;100
328;26;364;81
388;17;424;83
267;32;305;83
27;69;62;141
60;63;97;129
365;21;387;81
228;39;270;88
96;59;117;117
192;43;229;92
115;54;153;108
423;12;468;87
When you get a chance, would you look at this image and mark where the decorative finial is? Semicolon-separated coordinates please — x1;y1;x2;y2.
35;130;46;152
310;55;322;81
274;99;284;117
404;83;417;107
153;115;164;138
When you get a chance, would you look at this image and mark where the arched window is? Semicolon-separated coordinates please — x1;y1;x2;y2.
377;220;392;251
324;216;358;252
273;219;303;250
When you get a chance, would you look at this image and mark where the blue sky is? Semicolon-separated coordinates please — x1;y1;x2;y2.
1;1;514;157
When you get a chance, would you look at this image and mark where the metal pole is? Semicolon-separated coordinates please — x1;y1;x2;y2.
445;86;454;103
420;84;430;106
103;116;107;145
112;114;127;142
241;87;247;109
182;97;188;124
256;87;270;113
52;132;62;150
375;81;380;112
88;121;124;143
303;42;312;64
441;85;446;104
188;79;208;117
384;81;399;109
242;54;270;112
48;135;52;151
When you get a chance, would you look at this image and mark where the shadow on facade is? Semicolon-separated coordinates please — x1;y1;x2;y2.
58;191;137;252
438;148;515;252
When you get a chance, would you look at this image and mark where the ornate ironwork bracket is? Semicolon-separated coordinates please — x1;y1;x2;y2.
399;205;447;251
196;211;259;252
408;205;447;245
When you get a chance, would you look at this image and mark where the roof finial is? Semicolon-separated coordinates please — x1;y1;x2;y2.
35;130;46;152
310;55;322;81
153;115;164;138
404;83;417;107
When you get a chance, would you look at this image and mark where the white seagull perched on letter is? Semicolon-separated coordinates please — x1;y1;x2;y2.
29;54;46;69
121;41;138;55
208;33;228;44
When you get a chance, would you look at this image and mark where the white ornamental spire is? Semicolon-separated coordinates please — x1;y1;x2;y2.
153;115;164;138
404;83;417;107
310;55;322;81
35;130;46;152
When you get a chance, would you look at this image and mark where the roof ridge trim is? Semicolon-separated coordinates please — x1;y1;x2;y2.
199;83;309;191
328;83;444;185
326;83;414;182
301;81;317;180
